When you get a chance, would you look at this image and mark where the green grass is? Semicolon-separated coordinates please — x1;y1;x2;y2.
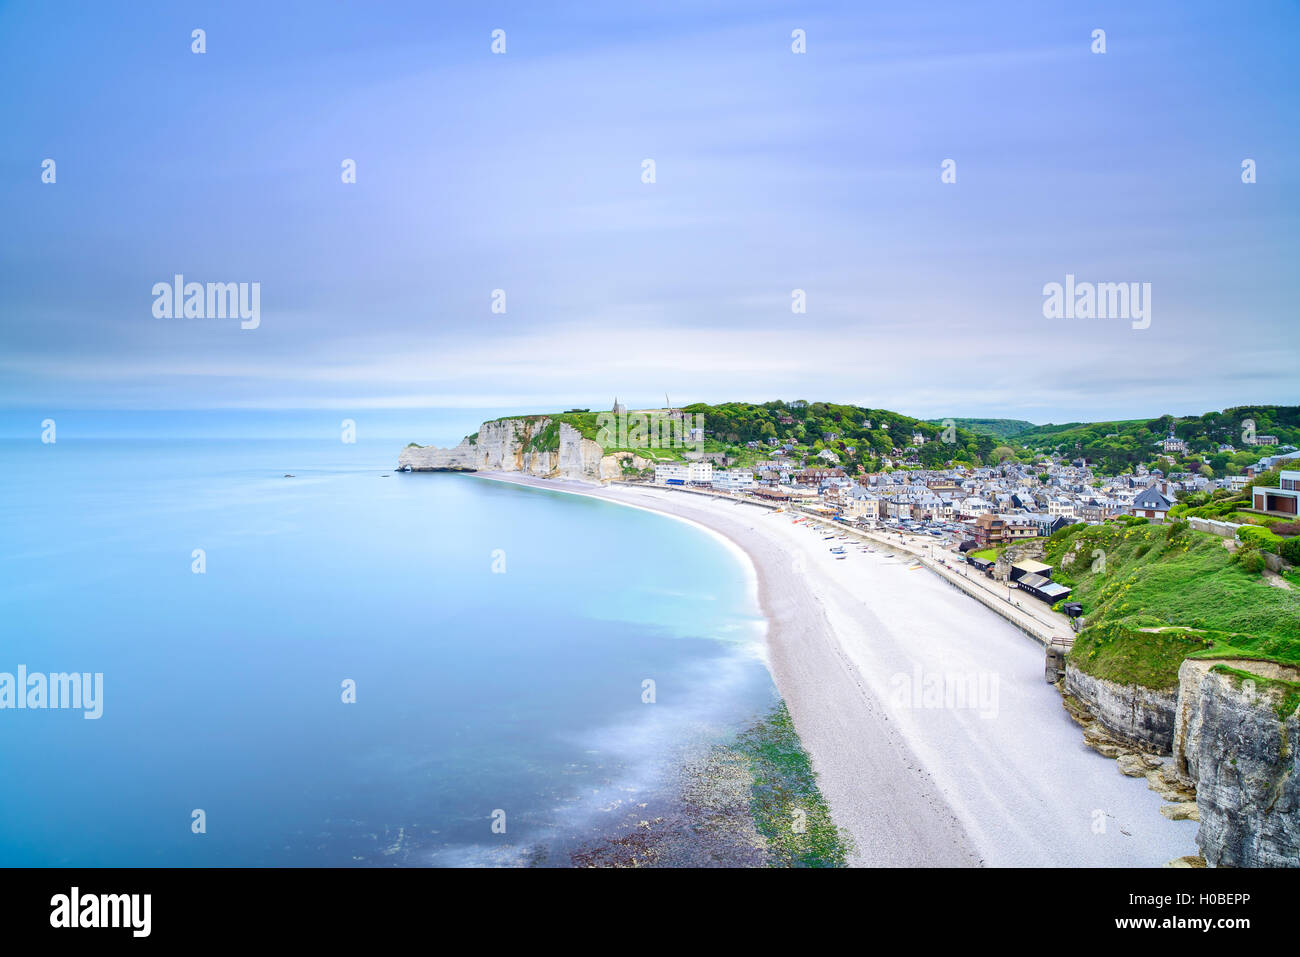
1068;623;1213;688
1053;523;1300;688
970;547;997;561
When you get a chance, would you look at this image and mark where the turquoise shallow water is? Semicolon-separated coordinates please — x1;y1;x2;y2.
0;434;774;866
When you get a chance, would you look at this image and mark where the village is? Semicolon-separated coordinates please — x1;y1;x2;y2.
638;417;1300;616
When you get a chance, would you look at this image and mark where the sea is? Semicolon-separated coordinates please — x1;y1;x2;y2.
0;411;775;866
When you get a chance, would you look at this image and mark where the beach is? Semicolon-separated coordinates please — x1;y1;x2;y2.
472;472;1201;867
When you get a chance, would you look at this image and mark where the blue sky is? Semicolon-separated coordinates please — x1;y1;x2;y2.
1;0;1296;426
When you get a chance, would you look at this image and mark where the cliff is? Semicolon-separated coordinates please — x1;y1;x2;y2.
399;417;652;482
1173;659;1300;867
1063;665;1178;754
1065;658;1300;867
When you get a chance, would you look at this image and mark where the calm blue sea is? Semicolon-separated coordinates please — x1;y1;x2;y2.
0;424;774;866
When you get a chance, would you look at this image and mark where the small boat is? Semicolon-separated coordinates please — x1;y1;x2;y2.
835;555;847;560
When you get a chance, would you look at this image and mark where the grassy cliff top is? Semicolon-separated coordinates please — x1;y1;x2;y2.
1051;522;1300;688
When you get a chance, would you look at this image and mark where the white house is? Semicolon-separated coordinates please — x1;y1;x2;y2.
713;468;754;492
1130;485;1173;522
1251;470;1300;516
841;487;880;520
1047;498;1077;519
654;463;689;484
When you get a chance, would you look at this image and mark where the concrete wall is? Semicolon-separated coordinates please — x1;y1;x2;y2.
1187;517;1241;539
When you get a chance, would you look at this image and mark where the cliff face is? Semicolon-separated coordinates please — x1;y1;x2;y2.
1173;660;1300;867
399;417;650;482
1066;657;1300;867
1064;665;1178;754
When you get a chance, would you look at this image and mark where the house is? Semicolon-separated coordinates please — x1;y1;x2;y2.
1251;470;1300;516
1046;498;1076;519
927;479;961;495
970;513;1037;546
687;461;713;484
841;486;880;521
1077;498;1121;524
1025;514;1072;537
713;468;755;492
653;462;714;485
654;463;688;485
794;468;845;486
956;496;994;520
1015;570;1072;604
1009;559;1053;584
1130;485;1173;522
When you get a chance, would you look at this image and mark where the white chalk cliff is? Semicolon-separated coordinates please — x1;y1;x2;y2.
399;417;651;483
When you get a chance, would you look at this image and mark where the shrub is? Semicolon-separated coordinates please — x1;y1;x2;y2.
1050;522;1086;542
1239;551;1266;574
1280;537;1300;566
1238;525;1281;553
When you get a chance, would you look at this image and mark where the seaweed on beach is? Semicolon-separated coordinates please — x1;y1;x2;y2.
565;703;850;868
736;703;852;867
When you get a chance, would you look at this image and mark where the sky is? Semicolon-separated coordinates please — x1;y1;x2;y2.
1;0;1297;431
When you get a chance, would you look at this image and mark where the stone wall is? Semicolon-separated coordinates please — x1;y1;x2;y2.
993;539;1047;582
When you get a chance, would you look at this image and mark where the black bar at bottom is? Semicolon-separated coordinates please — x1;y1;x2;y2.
0;866;1284;943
